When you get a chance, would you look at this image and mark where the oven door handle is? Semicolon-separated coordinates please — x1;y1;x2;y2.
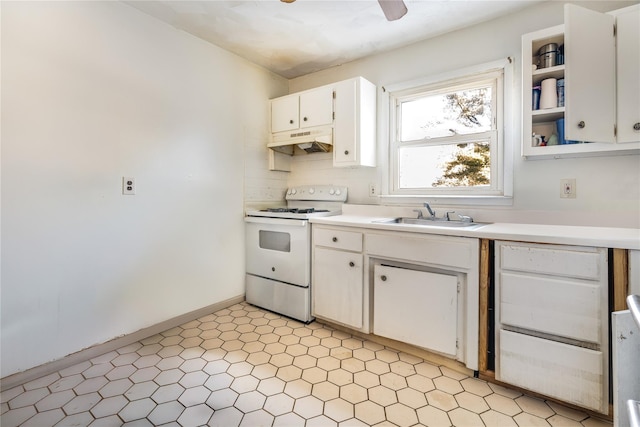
244;216;309;227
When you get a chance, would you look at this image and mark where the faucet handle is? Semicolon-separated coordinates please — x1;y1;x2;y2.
459;214;474;223
444;211;455;221
412;209;424;219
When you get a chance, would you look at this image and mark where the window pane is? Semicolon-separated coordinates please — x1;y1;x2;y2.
398;142;490;189
400;87;492;141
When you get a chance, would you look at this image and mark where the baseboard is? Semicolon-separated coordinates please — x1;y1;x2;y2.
0;295;245;391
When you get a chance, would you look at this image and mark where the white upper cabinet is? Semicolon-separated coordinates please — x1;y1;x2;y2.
615;5;640;144
564;4;615;144
333;77;376;167
270;87;333;134
268;76;377;169
522;4;639;159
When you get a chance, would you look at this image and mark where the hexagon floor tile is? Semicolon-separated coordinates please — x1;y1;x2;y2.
1;302;612;426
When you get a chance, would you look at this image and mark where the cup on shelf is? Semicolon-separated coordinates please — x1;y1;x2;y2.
540;78;558;109
557;79;564;107
532;86;541;110
556;118;565;144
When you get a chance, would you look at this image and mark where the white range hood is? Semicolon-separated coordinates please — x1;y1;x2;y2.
268;127;333;155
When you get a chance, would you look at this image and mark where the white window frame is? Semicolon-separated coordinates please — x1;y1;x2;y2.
379;58;514;206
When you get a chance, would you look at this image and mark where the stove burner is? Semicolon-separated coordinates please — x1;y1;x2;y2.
263;208;329;214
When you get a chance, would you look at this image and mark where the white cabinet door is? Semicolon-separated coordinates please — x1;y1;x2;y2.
271;95;299;133
271;87;333;134
373;265;458;356
615;5;640;143
333;77;376;167
313;247;363;329
299;87;333;129
564;4;615;143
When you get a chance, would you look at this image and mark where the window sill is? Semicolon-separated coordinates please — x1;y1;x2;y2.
379;194;514;207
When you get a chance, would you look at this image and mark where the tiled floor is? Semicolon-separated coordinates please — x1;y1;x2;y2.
1;302;612;427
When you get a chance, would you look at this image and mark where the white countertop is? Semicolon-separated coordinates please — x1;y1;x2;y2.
310;215;640;250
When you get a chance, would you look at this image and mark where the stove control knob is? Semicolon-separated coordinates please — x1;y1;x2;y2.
329;188;335;195
335;188;342;196
290;188;297;195
309;188;315;194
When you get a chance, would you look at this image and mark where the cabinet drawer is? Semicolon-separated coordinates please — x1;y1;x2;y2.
499;243;605;280
499;272;604;343
314;227;362;252
498;329;605;413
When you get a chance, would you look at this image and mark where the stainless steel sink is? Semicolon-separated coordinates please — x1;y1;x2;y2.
374;217;488;229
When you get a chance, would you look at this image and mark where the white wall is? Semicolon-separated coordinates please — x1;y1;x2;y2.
285;0;640;228
0;1;286;377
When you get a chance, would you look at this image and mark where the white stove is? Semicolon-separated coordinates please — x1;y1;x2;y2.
246;185;347;220
244;185;347;322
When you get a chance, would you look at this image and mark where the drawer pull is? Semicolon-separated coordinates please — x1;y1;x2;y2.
381;275;387;282
578;120;585;129
349;261;355;267
332;237;338;242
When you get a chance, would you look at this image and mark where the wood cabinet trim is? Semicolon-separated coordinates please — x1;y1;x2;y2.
612;248;629;311
479;239;490;373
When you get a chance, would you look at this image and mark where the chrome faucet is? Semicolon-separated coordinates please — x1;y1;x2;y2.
414;203;438;220
423;203;436;219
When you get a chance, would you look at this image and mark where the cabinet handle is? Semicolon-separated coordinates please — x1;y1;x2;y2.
272;267;276;272
349;261;355;267
634;123;640;131
289;119;294;124
380;275;387;282
332;237;338;242
344;150;349;155
303;117;308;122
577;121;585;129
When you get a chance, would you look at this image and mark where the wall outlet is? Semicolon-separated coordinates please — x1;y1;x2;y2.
560;178;576;198
123;177;136;195
369;183;377;197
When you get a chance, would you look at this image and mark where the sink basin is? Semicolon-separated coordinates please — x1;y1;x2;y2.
374;217;488;229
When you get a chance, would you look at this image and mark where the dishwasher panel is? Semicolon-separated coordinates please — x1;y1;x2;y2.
373;264;458;356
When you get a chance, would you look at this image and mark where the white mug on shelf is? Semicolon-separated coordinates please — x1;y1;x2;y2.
539;78;558;109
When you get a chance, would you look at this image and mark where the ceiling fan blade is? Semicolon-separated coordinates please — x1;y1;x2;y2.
378;0;408;21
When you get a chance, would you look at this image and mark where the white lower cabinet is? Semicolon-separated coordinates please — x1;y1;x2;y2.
312;227;364;329
311;225;479;369
495;241;609;414
373;265;458;356
367;232;480;370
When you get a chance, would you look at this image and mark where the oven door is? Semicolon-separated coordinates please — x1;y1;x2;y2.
245;216;310;287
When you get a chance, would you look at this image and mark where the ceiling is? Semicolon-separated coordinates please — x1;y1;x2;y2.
126;0;544;79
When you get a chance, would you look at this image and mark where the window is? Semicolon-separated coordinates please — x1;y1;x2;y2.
384;59;513;202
